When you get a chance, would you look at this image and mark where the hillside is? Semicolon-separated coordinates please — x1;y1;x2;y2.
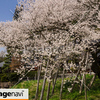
12;74;100;100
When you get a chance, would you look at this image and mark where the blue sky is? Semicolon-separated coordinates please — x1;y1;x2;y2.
0;0;18;22
0;46;6;52
0;0;18;52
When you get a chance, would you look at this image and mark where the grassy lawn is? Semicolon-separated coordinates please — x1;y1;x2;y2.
12;74;100;100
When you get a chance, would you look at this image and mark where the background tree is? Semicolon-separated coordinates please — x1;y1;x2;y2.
2;49;12;73
0;49;20;82
0;51;6;62
13;4;23;21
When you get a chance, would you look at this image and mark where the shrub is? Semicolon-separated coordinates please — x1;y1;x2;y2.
1;74;9;82
8;72;19;82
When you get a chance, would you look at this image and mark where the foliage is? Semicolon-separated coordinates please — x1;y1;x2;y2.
13;5;23;20
1;74;9;82
26;70;37;79
2;50;12;73
0;57;4;63
0;50;20;82
10;56;22;71
0;72;19;82
8;72;19;82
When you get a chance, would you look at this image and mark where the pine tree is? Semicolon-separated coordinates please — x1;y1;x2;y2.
13;5;23;20
2;50;12;73
1;49;20;82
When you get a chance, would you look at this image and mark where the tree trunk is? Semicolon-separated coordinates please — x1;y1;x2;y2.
35;65;42;100
60;68;65;100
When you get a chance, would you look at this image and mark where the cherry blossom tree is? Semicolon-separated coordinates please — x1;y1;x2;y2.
0;0;100;99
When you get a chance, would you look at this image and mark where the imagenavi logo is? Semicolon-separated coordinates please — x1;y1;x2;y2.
0;89;28;100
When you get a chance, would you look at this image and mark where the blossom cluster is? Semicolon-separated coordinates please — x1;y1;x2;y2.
0;0;100;78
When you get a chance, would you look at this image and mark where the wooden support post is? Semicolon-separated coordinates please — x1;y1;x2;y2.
46;69;53;100
40;75;46;100
88;73;96;88
51;67;59;95
35;65;42;100
70;67;80;92
46;81;51;100
60;68;65;100
40;59;49;100
79;74;84;94
84;73;87;100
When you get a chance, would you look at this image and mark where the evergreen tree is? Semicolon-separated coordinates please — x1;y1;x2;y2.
1;49;20;82
0;57;4;63
13;5;23;20
1;50;11;73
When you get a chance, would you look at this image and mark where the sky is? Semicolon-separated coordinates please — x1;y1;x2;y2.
0;46;6;52
0;0;18;52
0;0;18;22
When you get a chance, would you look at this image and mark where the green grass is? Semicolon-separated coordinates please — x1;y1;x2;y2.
12;74;100;100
